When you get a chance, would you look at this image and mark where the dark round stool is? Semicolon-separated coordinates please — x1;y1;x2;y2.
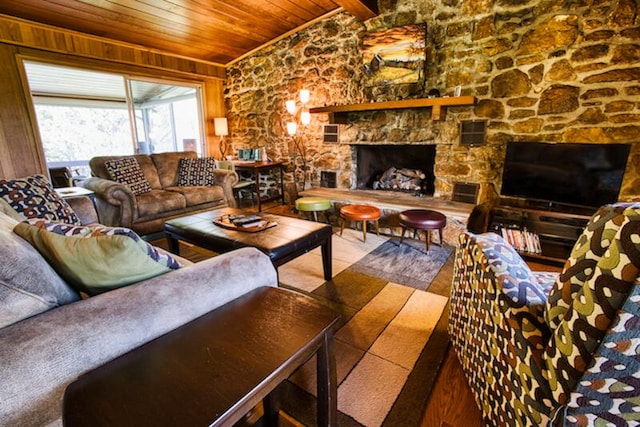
339;204;381;242
399;209;446;252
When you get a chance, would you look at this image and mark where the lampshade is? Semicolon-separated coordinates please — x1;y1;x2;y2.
300;110;311;126
285;100;296;115
286;122;297;136
299;89;310;104
213;117;228;136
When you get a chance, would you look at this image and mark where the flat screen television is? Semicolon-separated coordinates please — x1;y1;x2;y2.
501;141;631;209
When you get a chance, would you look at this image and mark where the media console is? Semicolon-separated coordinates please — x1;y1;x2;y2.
487;197;594;265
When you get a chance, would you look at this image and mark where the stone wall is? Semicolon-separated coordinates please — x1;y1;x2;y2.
225;0;640;203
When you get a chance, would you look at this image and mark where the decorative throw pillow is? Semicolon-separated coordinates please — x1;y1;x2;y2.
104;157;152;195
0;213;79;328
14;222;182;296
177;157;217;186
0;174;81;225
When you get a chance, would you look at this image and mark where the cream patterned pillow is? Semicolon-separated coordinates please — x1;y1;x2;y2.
104;157;152;195
177;157;218;186
0;174;81;225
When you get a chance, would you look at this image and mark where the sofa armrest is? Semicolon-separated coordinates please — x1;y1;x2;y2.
78;177;137;228
0;247;277;426
212;168;238;208
65;195;99;225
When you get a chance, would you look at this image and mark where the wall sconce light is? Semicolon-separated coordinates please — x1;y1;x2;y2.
285;89;311;128
299;89;310;104
284;89;311;192
214;117;229;159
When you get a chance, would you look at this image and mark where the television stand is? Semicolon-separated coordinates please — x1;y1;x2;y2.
487;198;593;265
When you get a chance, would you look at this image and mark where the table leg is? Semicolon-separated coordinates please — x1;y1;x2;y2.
321;236;332;281
166;235;180;255
255;170;262;212
317;330;337;427
262;390;280;427
279;164;285;205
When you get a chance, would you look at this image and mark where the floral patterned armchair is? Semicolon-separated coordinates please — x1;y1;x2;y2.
449;203;640;426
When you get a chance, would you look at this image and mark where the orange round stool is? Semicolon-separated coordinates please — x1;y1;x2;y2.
339;204;381;242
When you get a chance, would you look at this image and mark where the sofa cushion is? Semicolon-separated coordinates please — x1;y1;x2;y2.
136;189;186;218
165;185;225;207
0;175;81;225
176;157;218;186
0;197;24;221
152;151;197;188
0;212;79;328
14;222;182;296
104;157;152;195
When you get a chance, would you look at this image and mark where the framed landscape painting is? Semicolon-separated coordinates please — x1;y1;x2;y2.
362;23;427;86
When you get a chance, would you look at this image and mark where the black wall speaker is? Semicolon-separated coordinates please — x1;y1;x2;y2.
460;120;487;146
452;182;480;204
323;124;339;143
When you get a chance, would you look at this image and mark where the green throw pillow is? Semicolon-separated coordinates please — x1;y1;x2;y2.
14;222;181;296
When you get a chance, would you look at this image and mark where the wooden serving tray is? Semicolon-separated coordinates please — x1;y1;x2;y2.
212;215;278;233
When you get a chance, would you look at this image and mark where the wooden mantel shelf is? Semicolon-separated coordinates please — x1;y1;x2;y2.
309;96;476;122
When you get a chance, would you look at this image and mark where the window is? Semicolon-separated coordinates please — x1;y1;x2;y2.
23;61;205;181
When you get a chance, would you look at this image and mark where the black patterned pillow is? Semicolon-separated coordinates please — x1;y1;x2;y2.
104;157;152;195
177;157;217;186
0;174;81;225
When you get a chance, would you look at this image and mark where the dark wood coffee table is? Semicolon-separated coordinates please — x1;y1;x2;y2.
63;287;340;426
164;207;333;281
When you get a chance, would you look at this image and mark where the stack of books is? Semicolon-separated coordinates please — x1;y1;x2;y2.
500;227;542;254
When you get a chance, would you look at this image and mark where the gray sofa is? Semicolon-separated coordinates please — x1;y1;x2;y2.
80;151;238;235
0;198;278;426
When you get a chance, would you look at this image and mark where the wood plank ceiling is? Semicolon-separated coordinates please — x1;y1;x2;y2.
0;0;378;65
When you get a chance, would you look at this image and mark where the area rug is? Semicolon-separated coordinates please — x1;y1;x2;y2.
349;239;453;291
277;229;453;427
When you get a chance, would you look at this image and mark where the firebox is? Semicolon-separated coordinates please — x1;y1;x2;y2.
355;145;436;194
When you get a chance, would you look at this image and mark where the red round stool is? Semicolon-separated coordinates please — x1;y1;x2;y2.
399;209;446;252
339;204;381;242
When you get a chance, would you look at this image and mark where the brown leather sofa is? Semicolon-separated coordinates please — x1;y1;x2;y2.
79;151;237;235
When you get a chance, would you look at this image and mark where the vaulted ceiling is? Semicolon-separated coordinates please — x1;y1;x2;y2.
0;0;378;65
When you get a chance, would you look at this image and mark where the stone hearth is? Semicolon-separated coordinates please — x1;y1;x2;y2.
300;187;473;247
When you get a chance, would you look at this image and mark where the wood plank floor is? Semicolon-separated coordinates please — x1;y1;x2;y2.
259;201;486;426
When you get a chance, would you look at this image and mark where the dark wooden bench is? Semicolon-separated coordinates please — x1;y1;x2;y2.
63;287;340;426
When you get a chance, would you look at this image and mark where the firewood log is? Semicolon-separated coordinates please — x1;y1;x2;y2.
397;168;426;179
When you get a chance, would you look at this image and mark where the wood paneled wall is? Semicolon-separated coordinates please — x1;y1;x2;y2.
0;43;45;179
0;14;227;180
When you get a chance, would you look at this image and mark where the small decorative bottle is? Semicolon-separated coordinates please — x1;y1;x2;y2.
262;147;268;162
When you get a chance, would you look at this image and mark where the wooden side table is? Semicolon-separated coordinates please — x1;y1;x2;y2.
54;186;94;199
233;161;285;211
63;287;340;426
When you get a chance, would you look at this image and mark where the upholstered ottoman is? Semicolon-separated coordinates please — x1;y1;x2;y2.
339;204;381;242
399;209;446;252
295;197;331;222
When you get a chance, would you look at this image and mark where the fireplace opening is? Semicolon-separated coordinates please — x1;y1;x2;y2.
355;145;436;195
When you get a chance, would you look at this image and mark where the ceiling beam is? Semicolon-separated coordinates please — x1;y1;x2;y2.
335;0;378;21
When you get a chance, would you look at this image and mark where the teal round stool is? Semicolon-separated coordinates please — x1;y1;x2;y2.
295;197;331;222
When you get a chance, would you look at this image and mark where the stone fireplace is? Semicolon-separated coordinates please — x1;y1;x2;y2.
354;144;436;195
